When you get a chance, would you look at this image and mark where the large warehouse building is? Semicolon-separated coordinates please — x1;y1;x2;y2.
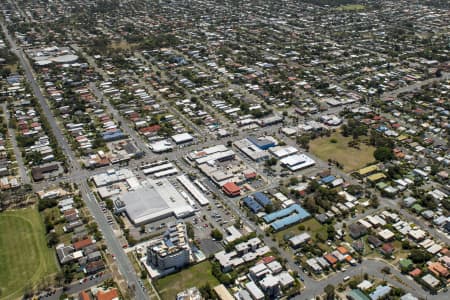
121;178;194;225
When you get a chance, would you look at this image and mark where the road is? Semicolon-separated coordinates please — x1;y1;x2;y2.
2;102;30;184
89;83;152;156
382;71;449;100
1;21;149;300
3;18;449;300
73;44;207;139
40;272;112;300
298;258;443;300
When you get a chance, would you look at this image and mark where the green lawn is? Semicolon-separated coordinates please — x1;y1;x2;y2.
0;208;59;299
274;218;326;242
155;261;219;299
310;132;375;172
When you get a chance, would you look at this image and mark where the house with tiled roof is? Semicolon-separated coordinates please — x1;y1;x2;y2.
96;288;119;300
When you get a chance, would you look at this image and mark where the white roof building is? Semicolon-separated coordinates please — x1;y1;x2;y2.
269;146;299;158
378;229;395;241
172;133;194;144
121;179;194;225
280;154;315;171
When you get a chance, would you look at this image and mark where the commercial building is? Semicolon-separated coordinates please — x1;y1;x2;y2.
269;146;298;159
171;133;194;144
247;136;277;150
222;182;241;197
149;140;174;153
91;168;135;187
234;138;270;162
280;154;315;171
121;179;194;225
177;174;209;206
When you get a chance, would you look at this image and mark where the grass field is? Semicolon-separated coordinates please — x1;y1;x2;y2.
0;208;58;299
275;218;324;242
337;4;366;11
155;261;219;299
310;132;375;172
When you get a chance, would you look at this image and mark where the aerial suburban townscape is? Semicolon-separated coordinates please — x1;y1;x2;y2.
0;0;449;300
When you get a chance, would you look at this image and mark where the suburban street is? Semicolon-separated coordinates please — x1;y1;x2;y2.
2;102;30;184
1;21;149;300
1;2;449;299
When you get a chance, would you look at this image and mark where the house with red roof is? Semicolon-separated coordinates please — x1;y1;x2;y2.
73;238;93;251
96;288;119;300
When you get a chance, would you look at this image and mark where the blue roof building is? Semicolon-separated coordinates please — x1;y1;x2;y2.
247;136;276;150
320;175;336;184
243;197;263;213
102;130;126;142
253;192;272;207
369;285;391;300
263;204;311;231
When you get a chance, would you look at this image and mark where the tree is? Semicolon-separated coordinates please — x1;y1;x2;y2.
348;280;358;289
289;177;299;186
370;197;379;208
186;222;195;239
140;271;147;279
47;231;59;247
55;272;64;287
104;198;114;210
199;283;213;299
265;157;277;167
408;249;432;263
324;284;335;300
327;224;336;241
374;147;394;162
211;229;223;241
401;240;411;250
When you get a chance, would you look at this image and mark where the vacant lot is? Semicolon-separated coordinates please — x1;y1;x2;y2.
310;132;375;172
0;208;58;299
155;261;219;299
275;218;325;242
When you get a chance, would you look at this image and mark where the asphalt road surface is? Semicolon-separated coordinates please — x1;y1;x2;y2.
1;21;149;300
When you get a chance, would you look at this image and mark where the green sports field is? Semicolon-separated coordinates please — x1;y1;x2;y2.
0;208;59;299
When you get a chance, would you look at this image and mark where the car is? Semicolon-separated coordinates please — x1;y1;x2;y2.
343;276;351;282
